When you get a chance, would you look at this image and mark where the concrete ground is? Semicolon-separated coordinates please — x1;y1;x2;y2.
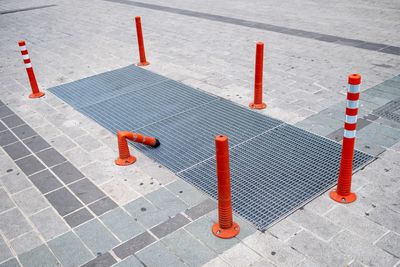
1;0;400;266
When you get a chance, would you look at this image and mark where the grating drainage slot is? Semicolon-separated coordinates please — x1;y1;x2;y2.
373;98;400;122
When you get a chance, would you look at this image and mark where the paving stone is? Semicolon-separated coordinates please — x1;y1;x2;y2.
0;258;20;267
64;146;93;168
243;232;304;266
3;142;30;160
184;198;216;220
288;230;351;267
48;231;93;267
36;148;67;168
100;179;140;206
267;219;302;241
376;231;400;258
0;121;6;132
0;106;13;119
49;135;77;153
0;208;32;240
150;213;190;239
28;170;63;194
18;244;60;267
166;179;208;207
88;197;118;216
202;257;232;267
12;187;49;216
51;161;84;184
112;256;144;267
74;134;103;152
162;229;216;266
12;124;36;140
331;230;398;267
325;206;386;243
136;241;186;267
367;205;400;233
1;115;24;128
64;207;94;228
45;187;83;216
23;135;50;153
146;187;188;217
124;197;169;228
113;231;156;260
0;235;13;264
220;242;262;267
75;219;119;254
68;178;105;205
80;161;118;185
9;231;43;255
0;131;17;147
81;252;116;267
15;155;45;176
30;207;69;241
0;188;14;213
100;207;144;242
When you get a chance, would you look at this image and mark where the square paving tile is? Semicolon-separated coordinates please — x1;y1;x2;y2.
150;213;190;239
0;235;13;263
185;199;216;220
1;115;24;128
88;197;117;216
0;131;17;147
112;256;144;267
100;207;144;242
23;135;50;153
0;172;31;195
45;187;83;216
136;241;186;267
18;244;60;267
28;169;63;194
10;231;43;255
166;179;208;207
30;207;69;241
0;188;15;213
51;161;84;184
3;142;31;160
15;155;46;176
113;231;156;260
0;121;6;132
80;252;116;267
0;208;32;240
75;219;119;254
146;187;188;217
124;197;169;228
12;124;36;140
68;178;105;205
0;257;20;267
64;208;94;228
36;148;67;168
12;187;49;216
0;105;14;119
48;231;93;267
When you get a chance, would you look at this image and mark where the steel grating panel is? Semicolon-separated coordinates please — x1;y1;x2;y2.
373;98;400;122
48;64;374;231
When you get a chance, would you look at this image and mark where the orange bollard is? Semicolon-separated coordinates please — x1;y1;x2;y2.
18;41;45;99
249;42;266;110
135;16;150;66
115;131;159;166
212;135;240;239
330;74;362;204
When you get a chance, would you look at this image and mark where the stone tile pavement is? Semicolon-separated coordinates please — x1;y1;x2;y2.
1;0;400;266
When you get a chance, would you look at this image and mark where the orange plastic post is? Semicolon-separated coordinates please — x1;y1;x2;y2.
18;40;45;99
135;16;149;66
249;42;266;109
212;135;240;239
330;74;362;204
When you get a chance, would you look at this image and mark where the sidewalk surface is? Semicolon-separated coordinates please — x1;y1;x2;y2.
1;0;400;266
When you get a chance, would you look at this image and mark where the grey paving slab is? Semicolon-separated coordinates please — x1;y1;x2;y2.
124;197;169;228
0;106;13;119
0;172;31;194
36;148;67;168
28;170;63;194
0;121;6;132
0;258;20;267
111;256;144;267
367;205;400;233
146;187;188;217
45;187;83;216
51;161;84;184
74;134;103;152
136;241;186;267
49;135;77;153
161;229;216;266
75;219;119;254
150;213;190;239
9;231;43;256
48;231;93;267
376;231;400;258
18;244;60;267
30;207;69;241
0;208;32;240
88;197;118;216
12;187;49;216
11;125;36;140
1;115;24;129
64;207;94;228
68;178;105;205
113;231;156;260
0;131;17;147
0;235;13;264
166;179;208;207
22;135;50;153
14;155;46;176
81;252;116;267
99;207;144;242
0;188;14;213
267;219;302;242
3;142;30;160
184;199;216;220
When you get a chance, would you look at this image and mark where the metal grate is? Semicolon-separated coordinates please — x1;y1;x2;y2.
49;65;373;230
373;98;400;122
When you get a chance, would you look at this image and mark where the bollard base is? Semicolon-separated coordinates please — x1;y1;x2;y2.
212;222;240;239
29;92;45;99
115;156;136;166
329;190;357;204
137;61;150;66
249;102;267;110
